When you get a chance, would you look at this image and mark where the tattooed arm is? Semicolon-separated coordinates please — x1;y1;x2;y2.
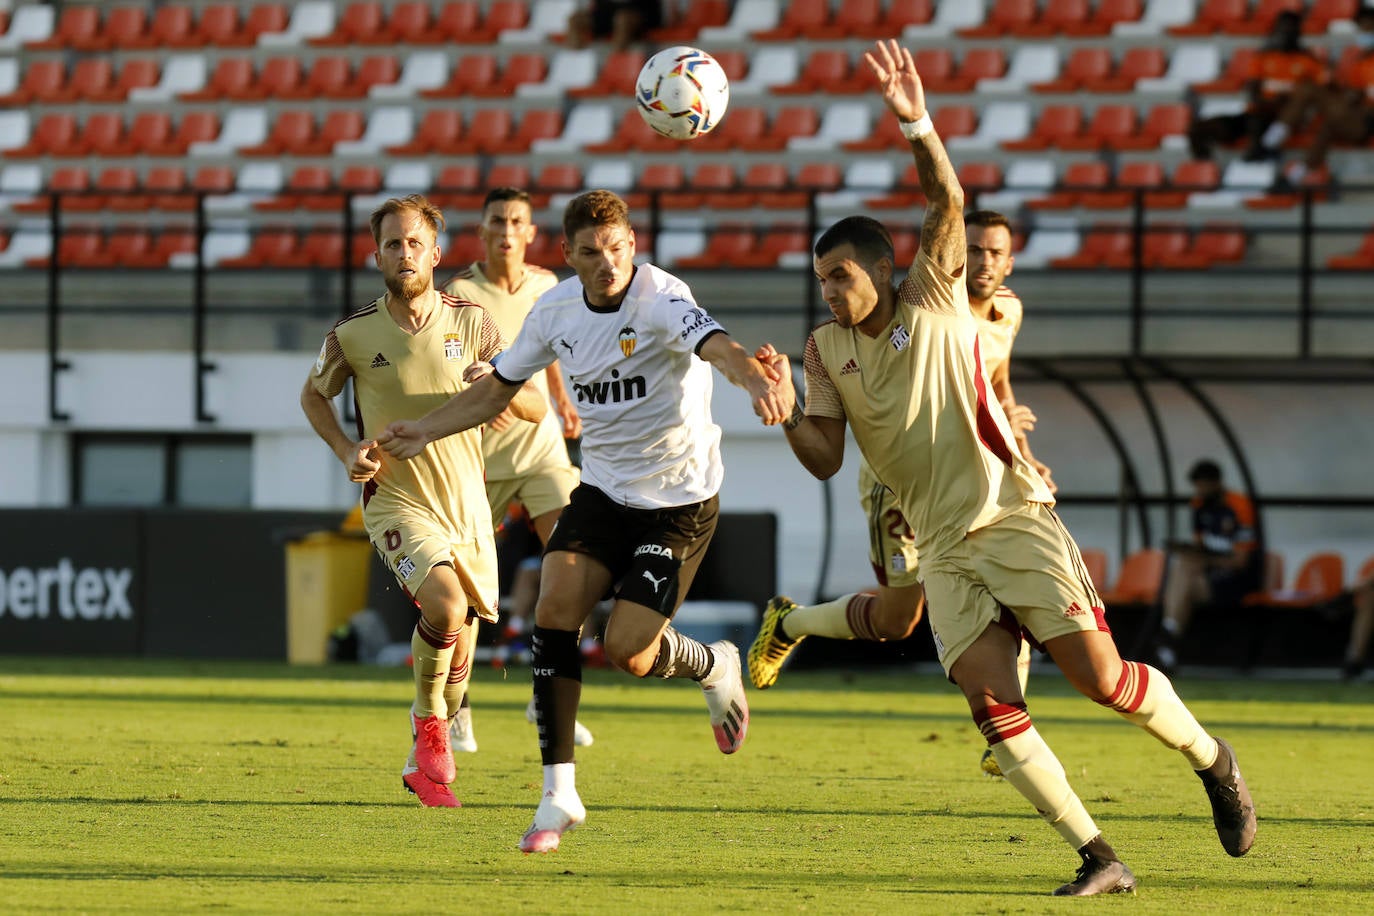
862;39;965;276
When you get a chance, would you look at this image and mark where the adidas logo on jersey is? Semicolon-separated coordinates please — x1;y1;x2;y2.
840;359;861;376
371;353;390;368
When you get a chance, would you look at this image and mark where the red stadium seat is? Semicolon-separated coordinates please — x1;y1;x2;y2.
1327;230;1374;269
533;163;583;194
1033;47;1113;93
181;57;253;101
62;167;123;213
796;162;843;195
111;111;173;156
91;58;159;102
0;59;65;105
12;167;88;214
4;113;77;159
301;229;347;269
350;55;401;97
676;226;756;269
145;111;219;156
1100;225;1188;269
1061;104;1138;151
585;109;678;154
634;163;694;211
1248;552;1345;608
449;109;514;155
1186;225;1248;266
127;5;197;48
104;6;151;48
948;48;1007;92
98;167;149;212
1099;47;1167;92
1304;0;1358;33
241;4;289;43
88;228;155;268
56;112;125;158
737;226;811;268
569;50;646;99
909;48;956;93
689;163;743;209
422;54;497;98
427;164;482;210
1224;0;1305;36
1051;226;1134;269
194;4;244;46
1169;0;1250;36
485;163;532;191
1026;0;1092;37
758;106;820;151
1116;102;1190;151
137;166;186;211
240;110;315;156
844;105;974;154
386;109;464;155
960;0;1039;37
280;55;351;99
959;161;1004;195
1193;47;1258;93
49;58;113;103
469;54;548;98
754;0;833;40
1027;161;1113;210
220;228;300;269
825;0;884;37
1115;162;1167;208
26;5;100;50
304;110;364;154
27;229;107;269
696;107;768;152
309;1;384;46
737;163;793;209
1066;0;1143;35
774;49;867;95
1004;105;1083;150
248;56;306;100
383;2;434;43
255;165;337;212
650;0;730;41
412;2;480;44
489;109;563;154
471;0;529;41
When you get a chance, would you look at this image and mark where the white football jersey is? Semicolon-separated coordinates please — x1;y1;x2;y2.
493;263;725;509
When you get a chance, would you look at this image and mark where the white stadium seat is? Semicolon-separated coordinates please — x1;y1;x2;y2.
190;108;266;156
699;0;781;42
129;54;207;103
517;49;597;100
0;110;30;153
789;101;871;151
728;46;799;98
1114;0;1197;37
904;0;986;39
946;101;1030;151
0;229;53;268
532;103;614;154
0;4;54;52
0;59;17;97
501;0;578;44
1136;45;1220;93
335;107;413;156
369;52;448;100
980;46;1061;94
257;1;334;47
170;229;250;270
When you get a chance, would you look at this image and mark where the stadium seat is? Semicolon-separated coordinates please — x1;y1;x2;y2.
824;0;883;37
93;59;160;103
255;165;337;212
1026;0;1092;36
181;57;252;102
240;110;314;157
211;3;289;46
422;54;497;98
104;6;154;49
528;162;582;208
959;161;1004;194
166;228;250;269
349;56;401;97
650;0;730;41
728;46;800;96
696;107;768;152
1100;47;1168;91
774;49;866;95
1249;552;1346;608
247;56;306;100
1304;0;1358;33
379;1;434;43
407;1;480;44
787;102;870;151
531;103;612;153
949;48;1008;91
1193;48;1257;93
1168;0;1250;35
1028;161;1113;210
959;0;1039;37
57;113;126;159
449;110;514;155
26;5;100;51
48;58;113;104
13;166;90;214
1115;161;1168;207
27;228;107;269
0;5;54;52
683;163;742;209
1014;224;1081;267
569;50;646;99
127;229;197;268
473;53;550;98
370;51;447;99
471;0;530;41
1109;225;1190;268
1069;0;1144;34
1223;0;1307;36
1143;160;1220;208
427;164;481;210
305;110;365;155
309;1;383;46
0;163;42;211
108;112;172;157
162;165;233;211
279;55;351;99
1327;230;1374;270
1033;47;1113;93
0;59;65;106
143;111;218;157
86;228;155;269
740;226;811;268
0;229;53;268
980;46;1061;92
736;163;794;209
1003;105;1084;150
753;0;832;40
335;107;413;157
132;166;183;212
4;113;76;159
300;228;348;269
220;228;301;268
124;4;197;48
489;109;564;154
258;1;335;47
1096;547;1165;606
1184;225;1247;266
1051;225;1134;268
676;226;757;269
634;163;694;211
947;101;1030;151
390;109;464;155
863;163;926;210
1062;104;1139;151
587;109;680;153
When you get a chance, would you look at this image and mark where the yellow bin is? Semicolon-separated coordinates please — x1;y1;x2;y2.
285;531;373;663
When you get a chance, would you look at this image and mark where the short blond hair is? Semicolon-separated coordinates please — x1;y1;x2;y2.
369;194;446;244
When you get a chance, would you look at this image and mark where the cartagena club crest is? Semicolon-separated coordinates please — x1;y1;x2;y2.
618;326;637;357
443;334;463;361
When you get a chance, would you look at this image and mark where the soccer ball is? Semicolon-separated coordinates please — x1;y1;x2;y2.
634;46;730;141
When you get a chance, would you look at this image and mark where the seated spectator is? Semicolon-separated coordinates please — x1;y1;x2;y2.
1268;4;1374;187
1187;10;1326;162
566;0;663;50
1343;576;1374;680
1154;460;1263;672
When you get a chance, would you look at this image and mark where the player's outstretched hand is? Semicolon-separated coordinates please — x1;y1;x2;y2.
344;439;381;482
1002;401;1038;437
862;39;925;124
463;361;495;384
376;421;429;460
753;343;797;426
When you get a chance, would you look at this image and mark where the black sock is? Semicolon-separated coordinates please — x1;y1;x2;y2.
530;626;582;766
646;627;716;681
1079;834;1119;863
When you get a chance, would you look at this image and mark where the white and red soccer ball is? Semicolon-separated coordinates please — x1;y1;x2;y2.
634;46;731;141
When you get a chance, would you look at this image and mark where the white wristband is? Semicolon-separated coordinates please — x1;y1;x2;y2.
900;112;934;141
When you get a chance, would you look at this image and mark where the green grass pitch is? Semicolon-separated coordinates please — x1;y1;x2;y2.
1;657;1370;914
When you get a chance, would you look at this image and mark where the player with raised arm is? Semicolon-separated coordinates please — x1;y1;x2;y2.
300;195;548;809
442;187;592;753
748;212;1055;723
378;190;788;853
755;40;1256;896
